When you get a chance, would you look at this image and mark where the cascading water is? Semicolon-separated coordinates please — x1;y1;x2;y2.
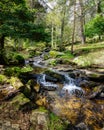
26;55;84;98
61;74;84;97
37;74;58;91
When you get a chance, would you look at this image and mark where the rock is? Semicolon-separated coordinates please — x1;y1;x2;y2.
9;93;30;110
84;70;104;82
30;110;49;130
88;85;104;99
76;122;89;130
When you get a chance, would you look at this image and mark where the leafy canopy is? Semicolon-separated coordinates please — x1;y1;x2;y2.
0;0;49;41
0;0;34;38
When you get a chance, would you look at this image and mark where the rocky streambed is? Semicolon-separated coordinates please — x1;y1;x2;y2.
0;55;104;130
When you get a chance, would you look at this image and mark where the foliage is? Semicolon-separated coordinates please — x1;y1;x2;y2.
0;0;33;37
85;15;104;38
4;51;25;65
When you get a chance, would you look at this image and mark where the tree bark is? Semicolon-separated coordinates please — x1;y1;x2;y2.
71;0;76;54
79;0;86;44
0;35;5;50
51;23;54;49
0;35;5;64
59;1;66;52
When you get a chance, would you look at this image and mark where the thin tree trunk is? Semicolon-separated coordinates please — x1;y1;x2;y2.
0;35;5;50
60;1;66;52
71;0;76;54
51;23;54;49
79;0;86;44
0;35;5;64
60;17;65;51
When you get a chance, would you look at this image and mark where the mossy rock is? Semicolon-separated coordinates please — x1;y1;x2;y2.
0;74;7;84
49;59;57;66
49;51;64;58
10;93;30;110
9;77;23;89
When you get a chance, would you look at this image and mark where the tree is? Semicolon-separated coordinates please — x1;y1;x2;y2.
78;0;86;44
85;15;104;39
0;0;49;64
71;0;76;54
0;0;34;56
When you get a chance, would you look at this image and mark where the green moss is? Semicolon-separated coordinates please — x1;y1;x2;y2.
48;112;67;130
21;65;33;73
38;106;48;112
9;77;23;89
0;74;7;84
4;67;21;76
10;93;30;110
49;59;57;66
4;65;33;76
49;51;64;58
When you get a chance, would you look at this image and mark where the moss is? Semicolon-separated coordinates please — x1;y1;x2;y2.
9;77;23;89
0;74;7;84
38;106;48;112
49;51;64;58
21;65;33;73
4;67;21;76
4;65;33;76
49;59;57;66
48;112;68;130
10;93;30;110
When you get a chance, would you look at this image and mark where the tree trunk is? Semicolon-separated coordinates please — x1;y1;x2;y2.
79;0;86;44
51;23;54;49
71;0;76;54
0;35;5;50
59;2;66;52
0;35;5;64
60;17;65;51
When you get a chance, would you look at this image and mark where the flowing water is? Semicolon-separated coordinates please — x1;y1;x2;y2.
25;55;104;130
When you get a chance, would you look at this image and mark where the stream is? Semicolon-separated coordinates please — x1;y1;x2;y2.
0;53;103;130
25;54;104;130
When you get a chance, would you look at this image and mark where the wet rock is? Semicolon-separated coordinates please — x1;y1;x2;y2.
45;70;65;82
9;93;30;110
84;70;104;82
76;122;89;130
88;85;104;99
0;76;23;101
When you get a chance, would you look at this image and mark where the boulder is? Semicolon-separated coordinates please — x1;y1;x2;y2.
30;110;49;130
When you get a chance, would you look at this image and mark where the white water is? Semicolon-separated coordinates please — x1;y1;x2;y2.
37;74;58;90
26;57;84;97
61;74;84;97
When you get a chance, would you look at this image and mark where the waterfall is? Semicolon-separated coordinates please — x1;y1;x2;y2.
61;74;84;98
26;56;84;97
37;74;58;91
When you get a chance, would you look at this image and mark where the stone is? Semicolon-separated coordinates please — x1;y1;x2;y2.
30;110;49;130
